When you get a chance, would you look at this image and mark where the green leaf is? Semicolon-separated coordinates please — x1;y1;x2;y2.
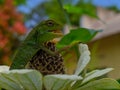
81;68;113;84
74;44;90;75
64;4;98;18
44;74;82;90
56;28;101;49
64;4;84;14
0;68;42;90
75;78;120;90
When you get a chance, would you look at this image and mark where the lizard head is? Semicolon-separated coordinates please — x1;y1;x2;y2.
35;20;63;42
40;20;62;33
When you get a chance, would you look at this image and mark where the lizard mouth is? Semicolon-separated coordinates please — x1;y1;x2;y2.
48;29;62;33
48;29;63;38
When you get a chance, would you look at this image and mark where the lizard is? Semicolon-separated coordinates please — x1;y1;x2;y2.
10;20;65;75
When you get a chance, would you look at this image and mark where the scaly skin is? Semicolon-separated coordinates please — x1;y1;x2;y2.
26;41;65;75
10;20;63;69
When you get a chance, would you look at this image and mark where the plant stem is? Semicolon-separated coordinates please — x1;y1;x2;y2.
57;0;71;26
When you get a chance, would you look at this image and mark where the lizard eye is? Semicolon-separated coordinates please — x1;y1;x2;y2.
46;20;54;27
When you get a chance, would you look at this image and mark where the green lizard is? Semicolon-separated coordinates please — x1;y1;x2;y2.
10;20;64;70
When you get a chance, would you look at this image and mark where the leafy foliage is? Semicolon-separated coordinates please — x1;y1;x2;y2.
0;44;120;90
64;0;98;25
44;74;82;90
0;69;42;90
24;0;97;27
0;0;119;89
56;28;101;49
73;78;120;90
0;0;26;65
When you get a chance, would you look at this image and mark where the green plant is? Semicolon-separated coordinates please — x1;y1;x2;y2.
0;28;120;90
0;0;119;89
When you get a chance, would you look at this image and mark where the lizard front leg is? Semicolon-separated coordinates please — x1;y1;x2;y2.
40;45;56;56
40;41;79;56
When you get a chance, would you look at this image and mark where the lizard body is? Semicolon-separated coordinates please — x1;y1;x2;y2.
10;20;64;71
26;41;65;75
